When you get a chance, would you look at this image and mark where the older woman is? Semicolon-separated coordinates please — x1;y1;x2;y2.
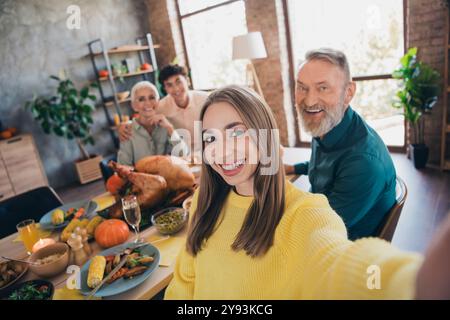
117;81;188;166
119;65;209;155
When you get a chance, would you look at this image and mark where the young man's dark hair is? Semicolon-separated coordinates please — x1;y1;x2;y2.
158;64;189;87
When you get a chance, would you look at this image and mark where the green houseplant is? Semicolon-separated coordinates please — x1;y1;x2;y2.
392;47;441;169
26;75;103;183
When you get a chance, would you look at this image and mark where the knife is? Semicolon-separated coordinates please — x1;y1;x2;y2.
84;253;129;300
111;242;148;256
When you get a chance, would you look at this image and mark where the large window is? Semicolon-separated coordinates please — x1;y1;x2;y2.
287;0;405;148
177;0;248;90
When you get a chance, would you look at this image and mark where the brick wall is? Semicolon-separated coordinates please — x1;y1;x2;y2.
145;0;185;70
244;0;289;145
407;0;449;166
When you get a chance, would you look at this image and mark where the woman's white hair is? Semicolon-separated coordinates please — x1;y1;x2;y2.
130;81;160;102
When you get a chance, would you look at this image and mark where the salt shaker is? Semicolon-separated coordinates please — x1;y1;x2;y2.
75;226;91;256
67;233;88;266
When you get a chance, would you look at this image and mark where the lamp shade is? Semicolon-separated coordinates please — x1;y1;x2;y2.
232;32;267;60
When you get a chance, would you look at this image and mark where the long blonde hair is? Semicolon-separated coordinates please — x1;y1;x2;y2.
187;85;285;257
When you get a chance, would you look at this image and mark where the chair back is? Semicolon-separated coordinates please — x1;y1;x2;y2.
377;176;408;242
0;186;63;238
99;154;117;182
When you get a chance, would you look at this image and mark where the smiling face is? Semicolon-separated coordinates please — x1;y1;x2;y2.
163;74;189;108
132;86;159;125
295;59;355;137
202;102;259;196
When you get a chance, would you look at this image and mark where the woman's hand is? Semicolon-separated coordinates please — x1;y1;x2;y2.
149;114;174;135
118;122;133;142
284;164;295;175
415;214;450;299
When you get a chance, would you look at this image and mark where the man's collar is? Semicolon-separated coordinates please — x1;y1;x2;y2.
314;106;354;149
174;90;192;109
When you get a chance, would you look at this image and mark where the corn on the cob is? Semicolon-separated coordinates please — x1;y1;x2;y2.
86;216;104;236
80;218;90;228
61;219;81;242
87;255;106;288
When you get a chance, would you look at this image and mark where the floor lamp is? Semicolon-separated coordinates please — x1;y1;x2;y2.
232;32;268;101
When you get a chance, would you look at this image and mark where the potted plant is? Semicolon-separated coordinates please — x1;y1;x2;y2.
392;47;441;169
26;75;103;184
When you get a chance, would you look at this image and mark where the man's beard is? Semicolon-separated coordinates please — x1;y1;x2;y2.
298;97;346;138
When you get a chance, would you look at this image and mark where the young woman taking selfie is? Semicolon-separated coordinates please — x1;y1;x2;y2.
164;85;450;300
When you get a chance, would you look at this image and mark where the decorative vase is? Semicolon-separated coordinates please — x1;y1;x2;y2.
410;143;429;169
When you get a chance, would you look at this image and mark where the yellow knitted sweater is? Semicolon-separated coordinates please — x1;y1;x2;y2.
165;181;422;299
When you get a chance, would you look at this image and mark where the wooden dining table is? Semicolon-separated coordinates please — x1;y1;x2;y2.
0;147;310;300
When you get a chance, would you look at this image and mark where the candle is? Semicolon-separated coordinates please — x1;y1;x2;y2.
32;238;56;253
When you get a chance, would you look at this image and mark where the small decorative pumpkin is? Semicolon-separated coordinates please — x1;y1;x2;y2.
106;174;125;195
94;219;129;248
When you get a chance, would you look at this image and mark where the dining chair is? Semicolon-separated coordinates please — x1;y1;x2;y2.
0;186;63;238
99;154;117;182
377;176;408;242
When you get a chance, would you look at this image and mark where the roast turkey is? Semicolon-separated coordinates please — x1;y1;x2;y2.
107;156;196;219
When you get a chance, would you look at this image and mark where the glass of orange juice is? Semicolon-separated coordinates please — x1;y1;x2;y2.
16;219;39;255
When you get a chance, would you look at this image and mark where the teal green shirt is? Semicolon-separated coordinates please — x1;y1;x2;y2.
294;107;396;240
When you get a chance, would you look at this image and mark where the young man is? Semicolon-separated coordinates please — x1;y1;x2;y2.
119;65;208;154
285;48;396;240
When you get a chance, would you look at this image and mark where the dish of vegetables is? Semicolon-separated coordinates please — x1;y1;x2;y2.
1;280;54;300
0;261;28;291
39;199;98;230
151;207;187;235
79;242;160;297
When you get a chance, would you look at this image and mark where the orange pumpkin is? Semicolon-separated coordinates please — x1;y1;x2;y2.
94;219;130;248
106;174;125;194
0;130;12;140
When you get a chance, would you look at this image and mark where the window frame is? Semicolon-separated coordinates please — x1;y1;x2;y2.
282;0;408;152
175;0;245;90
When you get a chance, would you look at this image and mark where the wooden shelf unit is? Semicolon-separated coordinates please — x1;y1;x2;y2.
91;44;160;57
87;33;159;149
105;98;131;107
98;69;153;81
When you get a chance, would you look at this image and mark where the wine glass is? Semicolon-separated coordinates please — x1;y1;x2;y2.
121;195;142;243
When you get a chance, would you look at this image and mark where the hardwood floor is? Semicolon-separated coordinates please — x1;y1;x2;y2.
56;149;450;254
389;153;450;253
56;179;106;203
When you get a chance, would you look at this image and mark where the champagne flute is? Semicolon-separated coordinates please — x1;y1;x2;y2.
121;195;142;243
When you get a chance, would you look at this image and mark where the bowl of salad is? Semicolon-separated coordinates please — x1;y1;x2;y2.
0;279;54;300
